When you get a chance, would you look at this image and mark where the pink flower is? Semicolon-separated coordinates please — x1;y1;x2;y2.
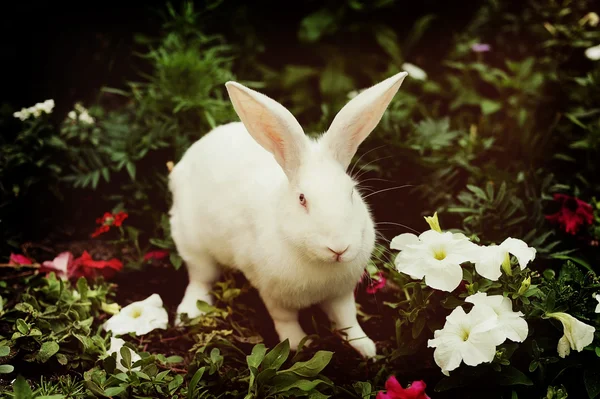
366;272;387;294
376;377;430;399
143;250;169;261
471;43;491;52
9;253;33;265
41;252;73;280
546;194;594;235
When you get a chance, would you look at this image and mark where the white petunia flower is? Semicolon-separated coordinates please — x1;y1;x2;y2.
107;337;141;372
466;293;528;342
391;230;477;292
103;293;169;336
546;312;595;358
401;62;427;80
594;293;600;313
428;305;505;375
470;238;536;281
585;44;600;61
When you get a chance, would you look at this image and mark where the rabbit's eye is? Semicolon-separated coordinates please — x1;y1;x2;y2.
299;193;307;207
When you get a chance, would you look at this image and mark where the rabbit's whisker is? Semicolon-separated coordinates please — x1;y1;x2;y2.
348;145;387;177
362;185;413;199
375;221;420;234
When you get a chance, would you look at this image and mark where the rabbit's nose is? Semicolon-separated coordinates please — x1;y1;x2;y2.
327;245;349;261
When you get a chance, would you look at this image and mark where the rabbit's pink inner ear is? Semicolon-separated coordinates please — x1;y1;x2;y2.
225;81;307;179
322;72;408;170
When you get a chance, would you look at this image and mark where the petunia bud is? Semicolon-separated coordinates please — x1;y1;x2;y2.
501;252;512;276
518;276;531;295
102;302;121;315
424;212;442;233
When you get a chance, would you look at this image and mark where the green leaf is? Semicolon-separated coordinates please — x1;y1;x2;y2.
126;162;136;180
36;341;60;363
584;367;600;399
480;99;502;115
13;375;33;399
0;364;14;374
299;9;337;42
247;344;267;368
168;374;184;394
353;381;372;398
188;367;206;399
262;340;290;371
104;386;126;396
282;351;333;377
170;253;183;270
273;378;329;393
120;346;132;369
0;346;10;356
496;366;533;386
166;355;183;364
76;278;89;300
16;319;30;335
373;25;402;64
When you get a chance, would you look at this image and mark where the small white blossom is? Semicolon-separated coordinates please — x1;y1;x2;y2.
466;293;528;342
78;111;95;125
546;312;595;357
13;108;30;121
401;62;427;80
103;294;169;336
107;337;141;372
68;111;77;120
585;44;600;61
594;293;600;313
38;99;55;114
428;305;505;375
470;238;536;281
391;230;477;292
12;99;55;121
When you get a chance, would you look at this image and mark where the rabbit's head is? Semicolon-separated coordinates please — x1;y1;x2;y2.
225;72;408;264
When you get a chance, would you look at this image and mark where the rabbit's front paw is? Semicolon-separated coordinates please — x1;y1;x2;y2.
349;337;377;358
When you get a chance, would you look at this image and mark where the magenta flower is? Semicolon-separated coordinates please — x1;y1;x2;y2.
9;253;33;265
471;43;491;52
366;272;387;294
376;376;430;399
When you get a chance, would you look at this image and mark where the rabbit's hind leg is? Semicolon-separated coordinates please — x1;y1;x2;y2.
176;252;220;324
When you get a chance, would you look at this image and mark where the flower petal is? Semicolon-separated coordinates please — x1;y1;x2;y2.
390;233;419;251
472;246;504;280
500;238;536;270
423;260;463;292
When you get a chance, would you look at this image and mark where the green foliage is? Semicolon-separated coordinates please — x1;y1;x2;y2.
0;273;115;373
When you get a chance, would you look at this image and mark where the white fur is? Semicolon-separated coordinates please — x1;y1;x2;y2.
169;72;408;357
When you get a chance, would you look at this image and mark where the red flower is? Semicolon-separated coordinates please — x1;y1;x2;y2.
143;250;169;261
91;211;128;238
376;377;430;399
366;272;387;294
9;253;33;265
70;251;123;279
113;211;128;227
546;194;593;235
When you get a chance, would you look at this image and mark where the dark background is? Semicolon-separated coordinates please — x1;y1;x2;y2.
1;1;482;116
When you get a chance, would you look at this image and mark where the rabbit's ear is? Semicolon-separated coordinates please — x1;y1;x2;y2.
322;72;408;170
226;81;307;179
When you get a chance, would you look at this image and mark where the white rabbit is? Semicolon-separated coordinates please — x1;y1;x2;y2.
169;72;408;358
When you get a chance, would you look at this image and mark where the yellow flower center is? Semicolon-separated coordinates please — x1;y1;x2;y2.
460;329;470;341
433;248;447;260
129;307;143;319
